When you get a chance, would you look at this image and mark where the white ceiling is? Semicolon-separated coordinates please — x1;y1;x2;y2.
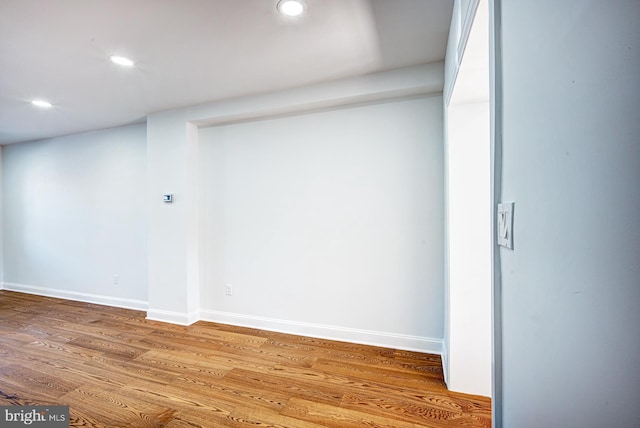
0;0;453;145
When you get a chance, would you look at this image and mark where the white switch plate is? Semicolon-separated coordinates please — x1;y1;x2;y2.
497;202;514;249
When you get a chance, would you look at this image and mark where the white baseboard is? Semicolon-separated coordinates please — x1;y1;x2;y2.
0;282;442;355
199;309;443;355
442;344;449;387
146;309;199;326
1;282;148;312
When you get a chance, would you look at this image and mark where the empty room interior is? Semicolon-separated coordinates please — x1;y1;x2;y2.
1;1;638;427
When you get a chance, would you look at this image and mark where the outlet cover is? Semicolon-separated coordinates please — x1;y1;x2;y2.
497;202;514;249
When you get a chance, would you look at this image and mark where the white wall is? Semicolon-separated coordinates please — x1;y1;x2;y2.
498;0;640;426
2;123;148;308
447;101;491;395
199;96;444;346
145;64;447;351
443;0;492;397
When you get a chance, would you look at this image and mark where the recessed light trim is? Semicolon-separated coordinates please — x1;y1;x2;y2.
277;0;305;17
32;99;52;108
109;55;135;67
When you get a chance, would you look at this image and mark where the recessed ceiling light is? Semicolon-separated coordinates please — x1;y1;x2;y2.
277;0;305;17
32;99;52;108
109;55;135;67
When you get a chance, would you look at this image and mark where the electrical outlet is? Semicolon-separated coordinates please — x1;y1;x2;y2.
225;284;233;296
113;274;120;284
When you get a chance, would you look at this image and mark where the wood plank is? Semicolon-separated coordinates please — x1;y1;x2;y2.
227;405;327;428
223;367;344;406
0;364;82;402
311;358;447;390
340;391;491;427
163;409;234;428
59;385;177;427
282;397;422;428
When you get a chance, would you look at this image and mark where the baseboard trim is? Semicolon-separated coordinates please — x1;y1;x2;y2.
0;282;442;354
146;309;199;326
199;309;443;355
1;282;148;312
442;344;450;387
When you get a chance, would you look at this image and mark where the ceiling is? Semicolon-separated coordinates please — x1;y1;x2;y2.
0;0;453;145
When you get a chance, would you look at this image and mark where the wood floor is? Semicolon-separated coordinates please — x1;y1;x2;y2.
0;291;491;427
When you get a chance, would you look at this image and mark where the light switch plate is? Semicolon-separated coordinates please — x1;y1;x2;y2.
497;202;514;249
163;194;173;203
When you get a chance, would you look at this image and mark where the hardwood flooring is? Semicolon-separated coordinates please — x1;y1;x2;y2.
0;291;491;427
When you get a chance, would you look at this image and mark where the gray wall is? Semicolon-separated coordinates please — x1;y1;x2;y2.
498;0;640;426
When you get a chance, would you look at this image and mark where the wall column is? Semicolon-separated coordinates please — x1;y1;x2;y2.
146;116;200;324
